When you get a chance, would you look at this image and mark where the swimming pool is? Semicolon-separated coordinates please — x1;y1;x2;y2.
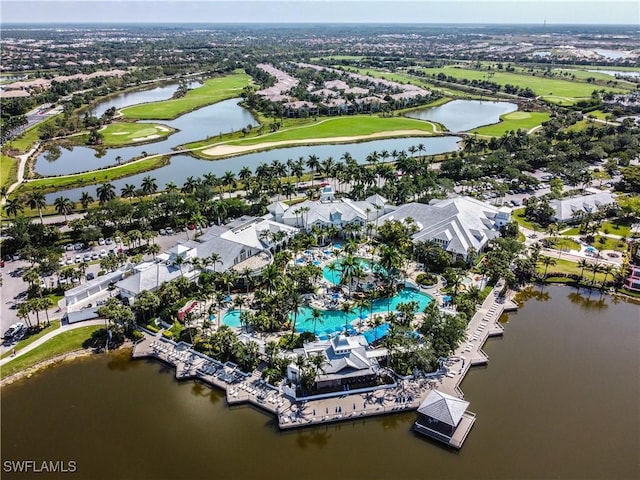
294;288;433;334
322;257;380;285
222;309;243;328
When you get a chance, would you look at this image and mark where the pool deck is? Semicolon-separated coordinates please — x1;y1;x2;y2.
131;281;517;448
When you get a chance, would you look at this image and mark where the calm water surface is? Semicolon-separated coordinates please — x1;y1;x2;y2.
44;136;461;203
35;98;257;176
405;100;517;132
588;69;640;79
2;285;638;480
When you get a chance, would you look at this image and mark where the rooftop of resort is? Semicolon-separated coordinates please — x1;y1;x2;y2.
550;191;616;222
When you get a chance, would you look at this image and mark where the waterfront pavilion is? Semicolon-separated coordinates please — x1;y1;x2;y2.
413;390;476;449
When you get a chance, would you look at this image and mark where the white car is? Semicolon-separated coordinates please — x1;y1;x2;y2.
83;254;92;262
100;249;108;258
75;255;82;264
91;252;100;260
98;238;106;245
105;238;113;245
66;258;74;265
165;227;174;235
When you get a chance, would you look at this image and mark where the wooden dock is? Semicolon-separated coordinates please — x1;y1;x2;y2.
131;283;517;448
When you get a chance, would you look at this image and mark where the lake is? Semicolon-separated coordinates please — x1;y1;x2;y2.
405;100;517;132
588;69;640;79
592;49;632;60
35;98;258;176
2;285;638;480
43;135;461;202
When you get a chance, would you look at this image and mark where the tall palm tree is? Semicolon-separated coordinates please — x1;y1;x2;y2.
539;256;557;278
341;301;353;335
310;307;324;336
53;196;73;222
208;253;222;273
600;264;615;288
589;262;602;285
577;258;589;282
287;290;304;341
306;154;320;187
28;191;46;224
96;183;116;204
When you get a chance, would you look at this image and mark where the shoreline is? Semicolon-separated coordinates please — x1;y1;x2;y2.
0;344;131;388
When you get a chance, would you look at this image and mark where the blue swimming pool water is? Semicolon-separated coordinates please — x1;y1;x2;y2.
322;257;379;285
222;309;243;328
294;288;433;334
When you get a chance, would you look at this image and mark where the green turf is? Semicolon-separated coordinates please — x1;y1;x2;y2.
472;111;551;136
1;154;18;189
121;72;252;120
0;325;103;379
420;66;627;104
537;257;610;283
547;237;581;251
512;208;540;231
4;115;60;154
599;221;632;237
593;235;628;252
10;155;169;198
86;122;176;147
189;115;440;157
0;320;61;359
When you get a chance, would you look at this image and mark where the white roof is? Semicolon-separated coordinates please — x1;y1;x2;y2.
550;192;616;221
417;390;469;427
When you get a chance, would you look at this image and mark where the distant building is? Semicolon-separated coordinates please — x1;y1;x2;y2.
550;192;616;223
378;196;511;262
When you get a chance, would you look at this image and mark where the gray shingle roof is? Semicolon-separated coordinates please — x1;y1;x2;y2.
417;390;469;427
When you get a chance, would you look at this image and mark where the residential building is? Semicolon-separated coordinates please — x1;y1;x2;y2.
549;191;616;223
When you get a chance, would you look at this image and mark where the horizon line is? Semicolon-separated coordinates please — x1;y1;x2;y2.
2;21;639;26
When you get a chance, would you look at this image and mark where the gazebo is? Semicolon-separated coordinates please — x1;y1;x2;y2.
413;390;476;448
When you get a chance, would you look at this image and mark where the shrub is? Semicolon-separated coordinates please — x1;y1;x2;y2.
416;273;438;286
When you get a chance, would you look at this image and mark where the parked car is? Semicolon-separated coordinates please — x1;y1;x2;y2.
114;236;121;244
66;258;74;265
86;272;95;281
91;252;100;260
105;238;113;245
159;229;166;235
100;249;108;258
83;254;92;262
65;243;75;251
165;227;174;235
75;255;82;264
74;243;84;251
12;254;20;261
3;322;25;340
98;238;106;245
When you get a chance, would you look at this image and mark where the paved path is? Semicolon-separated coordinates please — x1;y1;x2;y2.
0;319;105;367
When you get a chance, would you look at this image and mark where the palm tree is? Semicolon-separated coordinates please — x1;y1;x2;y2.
4;198;24;218
53;196;73;222
310;307;324;336
120;184;136;201
539;256;557;278
287;290;304;341
341;301;353;335
141;176;157;196
28;191;46;224
96;183;116;204
306;154;320;187
589;262;602;285
577;258;589;282
79;191;94;211
208;253;222;273
600;264;615;288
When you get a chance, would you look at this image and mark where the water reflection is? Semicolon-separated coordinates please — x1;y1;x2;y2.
406;100;517;132
567;289;609;311
295;429;332;449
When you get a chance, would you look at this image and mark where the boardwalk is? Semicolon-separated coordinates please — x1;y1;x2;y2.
131;283;516;445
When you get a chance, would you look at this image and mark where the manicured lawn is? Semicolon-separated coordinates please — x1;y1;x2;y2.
0;325;103;379
586;110;612;120
599;221;631;237
0;320;61;359
76;122;175;147
11;155;169;197
537;257;609;283
513;208;540;231
121;72;251;120
188;115;441;158
0;154;18;189
420;66;626;104
560;226;582;235
547;237;581;252
472;111;551;136
4;115;60;154
593;235;628;252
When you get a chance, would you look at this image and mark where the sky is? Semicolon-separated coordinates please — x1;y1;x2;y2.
1;0;638;25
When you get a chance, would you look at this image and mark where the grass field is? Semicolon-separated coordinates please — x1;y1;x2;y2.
420;66;627;104
0;325;103;379
84;122;176;147
537;257;609;283
11;154;169;198
121;72;251;120
0;320;61;360
593;235;628;252
4;116;60;154
547;237;581;251
187;115;440;157
513;208;541;231
472;111;551;136
1;154;19;189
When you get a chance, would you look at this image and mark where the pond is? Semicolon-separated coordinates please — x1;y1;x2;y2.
405;100;517;132
2;285;637;480
90;81;201;118
588;69;640;79
44;135;462;202
592;48;632;60
35;98;258;176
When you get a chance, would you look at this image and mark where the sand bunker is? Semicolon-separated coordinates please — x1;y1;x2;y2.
131;134;160;142
202;130;431;157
